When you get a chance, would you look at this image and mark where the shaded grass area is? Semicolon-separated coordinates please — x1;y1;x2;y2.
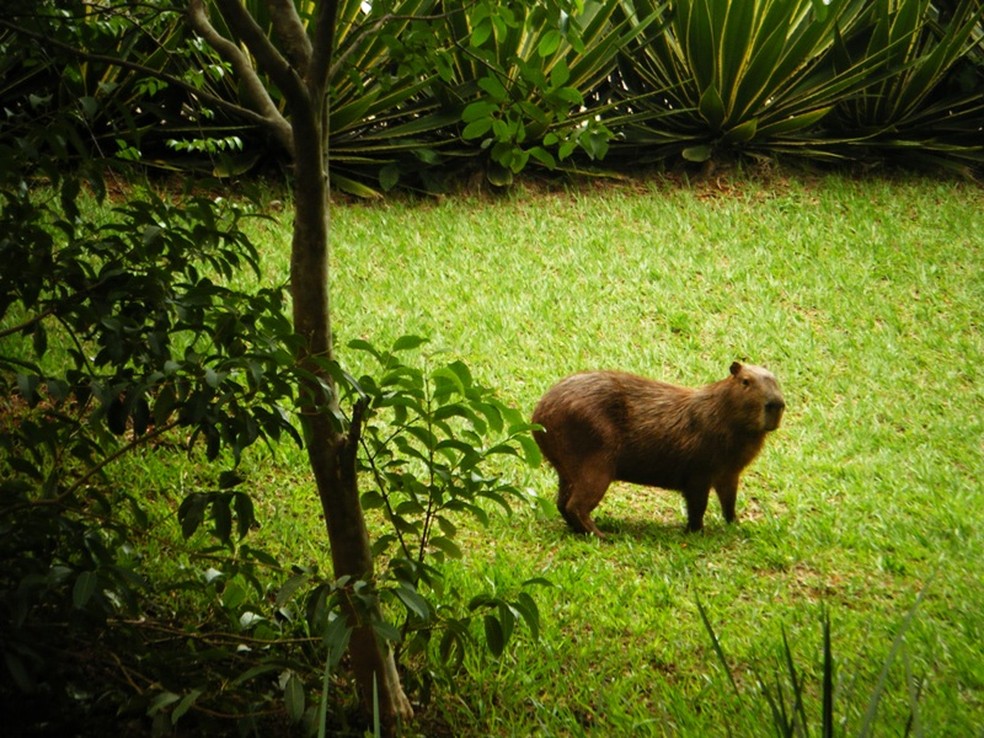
180;173;984;734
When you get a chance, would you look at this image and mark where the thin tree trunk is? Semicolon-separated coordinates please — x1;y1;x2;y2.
289;99;412;735
186;2;412;730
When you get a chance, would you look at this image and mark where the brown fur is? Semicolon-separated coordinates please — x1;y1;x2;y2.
532;362;785;536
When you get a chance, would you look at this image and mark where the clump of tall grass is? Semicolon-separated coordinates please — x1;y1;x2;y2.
697;584;929;738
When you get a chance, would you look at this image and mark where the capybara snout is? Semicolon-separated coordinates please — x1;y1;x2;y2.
732;361;785;432
532;362;784;537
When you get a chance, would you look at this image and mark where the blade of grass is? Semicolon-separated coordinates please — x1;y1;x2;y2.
857;580;931;738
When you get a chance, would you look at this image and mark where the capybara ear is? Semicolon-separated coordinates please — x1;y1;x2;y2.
730;361;743;377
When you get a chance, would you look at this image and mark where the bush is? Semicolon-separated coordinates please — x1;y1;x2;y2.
2;1;981;185
0;139;545;730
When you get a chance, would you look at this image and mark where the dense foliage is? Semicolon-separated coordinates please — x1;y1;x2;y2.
1;0;981;194
0;142;540;733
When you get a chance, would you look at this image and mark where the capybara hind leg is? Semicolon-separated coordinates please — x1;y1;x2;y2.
556;477;579;529
714;475;739;523
684;488;710;533
564;463;611;538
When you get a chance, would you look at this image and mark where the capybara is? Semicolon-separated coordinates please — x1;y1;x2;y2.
532;362;784;536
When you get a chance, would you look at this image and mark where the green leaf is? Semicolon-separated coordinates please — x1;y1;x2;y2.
148;691;181;716
463;100;498;123
392;335;428;352
178;493;207;539
324;614;352;669
484;614;505;657
371;618;402;644
498;601;516;646
16;374;40;406
32;323;48;358
72;570;98;609
696;596;742;700
106;396;127;436
233;492;255;541
232;663;281;687
486;165;514;187
471;19;492;47
436;515;457;538
515;432;543;467
4;652;34;692
429;536;463;559
463;118;494;140
205;367;222;388
682;145;713;162
550;58;571;89
361;489;386;510
276;571;310;608
509;147;531;173
142;224;163;248
394;582;431;621
222;581;246;610
218;470;244;489
478;75;509;102
514;591;541;640
439;627;465;669
211;494;232;544
431;367;465;397
172;689;203;724
725;118;758;143
553;86;583;106
858;583;929;738
698;84;726;130
529;146;557;169
757;107;833;136
284;672;305;724
379;164;399;192
538;30;563;58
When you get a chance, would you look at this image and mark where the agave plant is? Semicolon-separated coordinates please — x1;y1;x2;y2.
829;0;984;173
608;0;893;164
324;0;464;195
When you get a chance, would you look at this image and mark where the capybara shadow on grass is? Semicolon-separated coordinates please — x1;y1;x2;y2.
532;362;785;537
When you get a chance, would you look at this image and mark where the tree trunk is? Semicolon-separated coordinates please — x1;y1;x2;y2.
289;97;412;735
186;2;412;731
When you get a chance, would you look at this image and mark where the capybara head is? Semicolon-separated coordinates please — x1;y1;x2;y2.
727;361;785;433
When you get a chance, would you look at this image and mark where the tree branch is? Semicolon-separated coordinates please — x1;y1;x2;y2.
266;0;313;76
210;0;308;111
186;0;293;151
310;0;341;95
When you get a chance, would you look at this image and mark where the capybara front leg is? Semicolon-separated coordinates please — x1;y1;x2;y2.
684;487;710;533
714;475;739;524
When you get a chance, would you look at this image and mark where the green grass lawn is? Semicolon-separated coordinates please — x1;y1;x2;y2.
162;172;984;735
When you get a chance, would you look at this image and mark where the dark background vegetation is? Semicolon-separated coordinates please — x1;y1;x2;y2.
2;0;982;192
